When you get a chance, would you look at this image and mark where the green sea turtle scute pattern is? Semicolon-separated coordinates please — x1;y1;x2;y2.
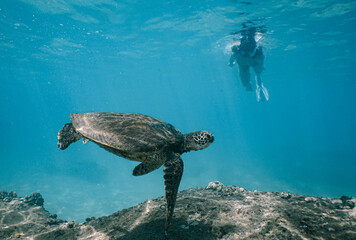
70;112;183;154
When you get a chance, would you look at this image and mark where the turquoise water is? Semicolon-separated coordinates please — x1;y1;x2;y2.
1;0;355;222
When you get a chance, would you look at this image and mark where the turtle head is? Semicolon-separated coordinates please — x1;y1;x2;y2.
183;131;214;152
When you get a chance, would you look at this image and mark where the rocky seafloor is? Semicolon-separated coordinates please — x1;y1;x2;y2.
1;181;355;240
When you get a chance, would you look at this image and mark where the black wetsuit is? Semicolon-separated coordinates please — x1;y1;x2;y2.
230;44;264;90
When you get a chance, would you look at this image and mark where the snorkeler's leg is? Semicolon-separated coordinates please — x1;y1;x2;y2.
238;64;252;91
253;56;264;87
253;63;269;101
254;70;263;87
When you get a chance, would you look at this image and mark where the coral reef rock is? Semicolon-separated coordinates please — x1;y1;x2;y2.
1;182;355;240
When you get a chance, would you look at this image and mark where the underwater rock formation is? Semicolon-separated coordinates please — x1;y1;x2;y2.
1;182;355;240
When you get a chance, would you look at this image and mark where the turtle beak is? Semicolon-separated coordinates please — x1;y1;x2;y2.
206;133;214;143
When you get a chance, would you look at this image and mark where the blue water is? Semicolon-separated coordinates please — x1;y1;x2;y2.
1;0;355;222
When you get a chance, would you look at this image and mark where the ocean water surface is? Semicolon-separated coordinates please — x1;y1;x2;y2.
1;0;355;222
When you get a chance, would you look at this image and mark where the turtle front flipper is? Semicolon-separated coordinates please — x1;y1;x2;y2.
163;152;183;237
57;123;82;150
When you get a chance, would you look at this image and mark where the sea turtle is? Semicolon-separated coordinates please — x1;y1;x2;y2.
57;112;214;236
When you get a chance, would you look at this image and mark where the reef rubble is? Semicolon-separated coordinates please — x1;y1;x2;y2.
0;181;355;240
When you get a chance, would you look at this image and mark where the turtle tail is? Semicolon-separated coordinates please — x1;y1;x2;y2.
57;123;82;150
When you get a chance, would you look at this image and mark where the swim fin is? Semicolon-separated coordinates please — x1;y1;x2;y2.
256;84;269;102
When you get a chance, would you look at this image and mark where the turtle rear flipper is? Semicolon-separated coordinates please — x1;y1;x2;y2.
57;123;82;150
163;152;183;237
133;160;164;176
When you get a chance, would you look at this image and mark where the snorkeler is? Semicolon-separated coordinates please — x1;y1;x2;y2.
228;25;269;102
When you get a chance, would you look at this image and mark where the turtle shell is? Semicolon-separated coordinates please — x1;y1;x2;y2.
70;112;183;153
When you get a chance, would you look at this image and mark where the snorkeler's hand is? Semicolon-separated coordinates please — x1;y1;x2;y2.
228;55;236;67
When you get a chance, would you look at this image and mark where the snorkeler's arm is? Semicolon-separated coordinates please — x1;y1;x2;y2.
228;54;236;67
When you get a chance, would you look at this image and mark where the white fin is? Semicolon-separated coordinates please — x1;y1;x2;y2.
83;138;90;144
256;84;269;102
